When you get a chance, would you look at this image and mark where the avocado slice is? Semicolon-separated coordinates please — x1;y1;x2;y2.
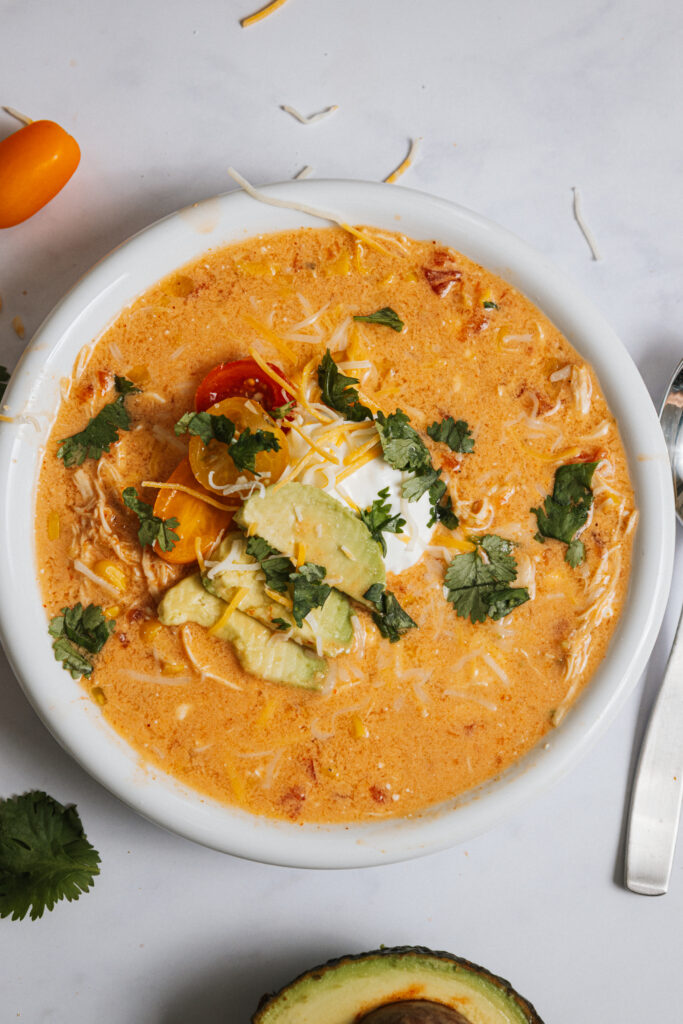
252;946;544;1024
235;482;385;603
157;574;327;690
206;536;353;656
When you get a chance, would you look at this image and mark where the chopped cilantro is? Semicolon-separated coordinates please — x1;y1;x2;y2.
426;478;459;529
317;349;373;422
48;603;115;678
122;487;179;552
427;416;475;454
174;411;279;474
246;536;295;593
375;409;431;475
358;487;406;555
290;563;331;628
0;366;10;401
363;583;417;643
269;400;295;420
483;300;499;310
444;534;530;624
353;307;404;332
271;617;290;631
56;377;139;467
532;462;598;567
0;791;100;921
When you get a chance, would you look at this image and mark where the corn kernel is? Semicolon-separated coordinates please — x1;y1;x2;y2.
105;605;121;619
47;510;60;541
93;560;127;593
323;249;351;277
350;714;369;739
257;697;277;727
126;363;151;386
140;620;162;644
161;662;186;676
91;687;107;706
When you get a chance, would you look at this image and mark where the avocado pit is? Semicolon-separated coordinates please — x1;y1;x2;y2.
358;1000;471;1024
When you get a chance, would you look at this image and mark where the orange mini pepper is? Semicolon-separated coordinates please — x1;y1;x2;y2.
0;118;80;228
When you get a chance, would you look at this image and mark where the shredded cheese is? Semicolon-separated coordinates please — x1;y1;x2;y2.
342;435;380;466
384;137;421;183
295;541;306;568
294;165;314;180
141;480;238;512
281;104;338;125
572;186;602;261
335;447;381;483
245;314;297;362
240;0;289;28
209;587;249;634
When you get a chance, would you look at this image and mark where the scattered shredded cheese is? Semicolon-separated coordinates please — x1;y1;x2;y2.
209;587;249;634
294;165;314;180
141;480;238;512
2;105;32;125
281;104;339;125
240;0;289;28
384;137;421;184
572;186;602;261
12;316;25;339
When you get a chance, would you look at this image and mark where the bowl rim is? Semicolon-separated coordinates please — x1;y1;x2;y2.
0;178;674;868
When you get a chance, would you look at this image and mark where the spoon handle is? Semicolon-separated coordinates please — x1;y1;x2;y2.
626;602;683;894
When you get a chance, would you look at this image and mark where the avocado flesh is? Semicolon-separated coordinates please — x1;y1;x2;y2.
206;537;353;657
252;947;543;1024
157;574;327;690
235;482;385;603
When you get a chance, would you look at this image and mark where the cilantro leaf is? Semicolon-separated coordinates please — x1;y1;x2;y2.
229;427;280;473
363;583;417;643
174;410;235;446
271;617;290;631
531;462;598;567
0;791;100;921
317;350;373;422
122;487;179;551
270;400;295;420
57;396;131;467
353;307;404;332
114;375;141;396
402;466;441;503
427;479;459;529
375;409;432;474
0;366;10;401
483;300;499;310
174;412;279;474
246;535;295;593
289;563;331;628
48;603;115;678
358;487;406;555
427;416;475;454
444;534;530;624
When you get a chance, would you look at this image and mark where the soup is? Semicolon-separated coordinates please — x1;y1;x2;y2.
36;226;636;823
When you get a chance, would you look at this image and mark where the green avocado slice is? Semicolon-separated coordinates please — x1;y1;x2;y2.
252;946;544;1024
206;536;353;657
235;482;385;603
157;574;327;691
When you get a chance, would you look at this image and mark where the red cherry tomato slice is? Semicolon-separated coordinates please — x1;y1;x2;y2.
194;358;294;416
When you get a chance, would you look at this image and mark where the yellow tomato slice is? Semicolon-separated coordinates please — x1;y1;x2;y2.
152;458;234;564
188;397;289;494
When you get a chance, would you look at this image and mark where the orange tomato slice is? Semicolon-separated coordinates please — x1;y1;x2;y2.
189;397;289;495
0;120;81;228
152;458;234;564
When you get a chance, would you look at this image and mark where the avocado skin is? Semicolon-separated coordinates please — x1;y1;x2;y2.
252;946;544;1024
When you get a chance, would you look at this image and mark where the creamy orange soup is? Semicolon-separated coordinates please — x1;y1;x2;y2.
36;227;636;823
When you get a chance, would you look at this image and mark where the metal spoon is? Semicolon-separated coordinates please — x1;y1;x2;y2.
625;357;683;894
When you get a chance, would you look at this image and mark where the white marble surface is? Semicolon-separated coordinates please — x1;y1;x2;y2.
1;0;682;1019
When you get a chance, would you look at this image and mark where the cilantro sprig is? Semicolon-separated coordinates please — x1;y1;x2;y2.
174;411;280;474
353;307;404;332
358;488;406;555
122;487;180;552
374;409;457;528
444;534;530;624
364;583;417;643
245;536;331;628
56;376;141;467
427;415;475;454
532;462;598;567
48;603;115;678
317;350;373;422
0;791;100;921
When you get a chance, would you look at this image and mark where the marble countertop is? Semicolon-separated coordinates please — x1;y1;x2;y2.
2;0;682;1019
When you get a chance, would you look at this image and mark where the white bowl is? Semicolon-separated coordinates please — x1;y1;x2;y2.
0;181;673;867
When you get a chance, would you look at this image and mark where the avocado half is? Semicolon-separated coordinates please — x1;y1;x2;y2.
252;946;544;1024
